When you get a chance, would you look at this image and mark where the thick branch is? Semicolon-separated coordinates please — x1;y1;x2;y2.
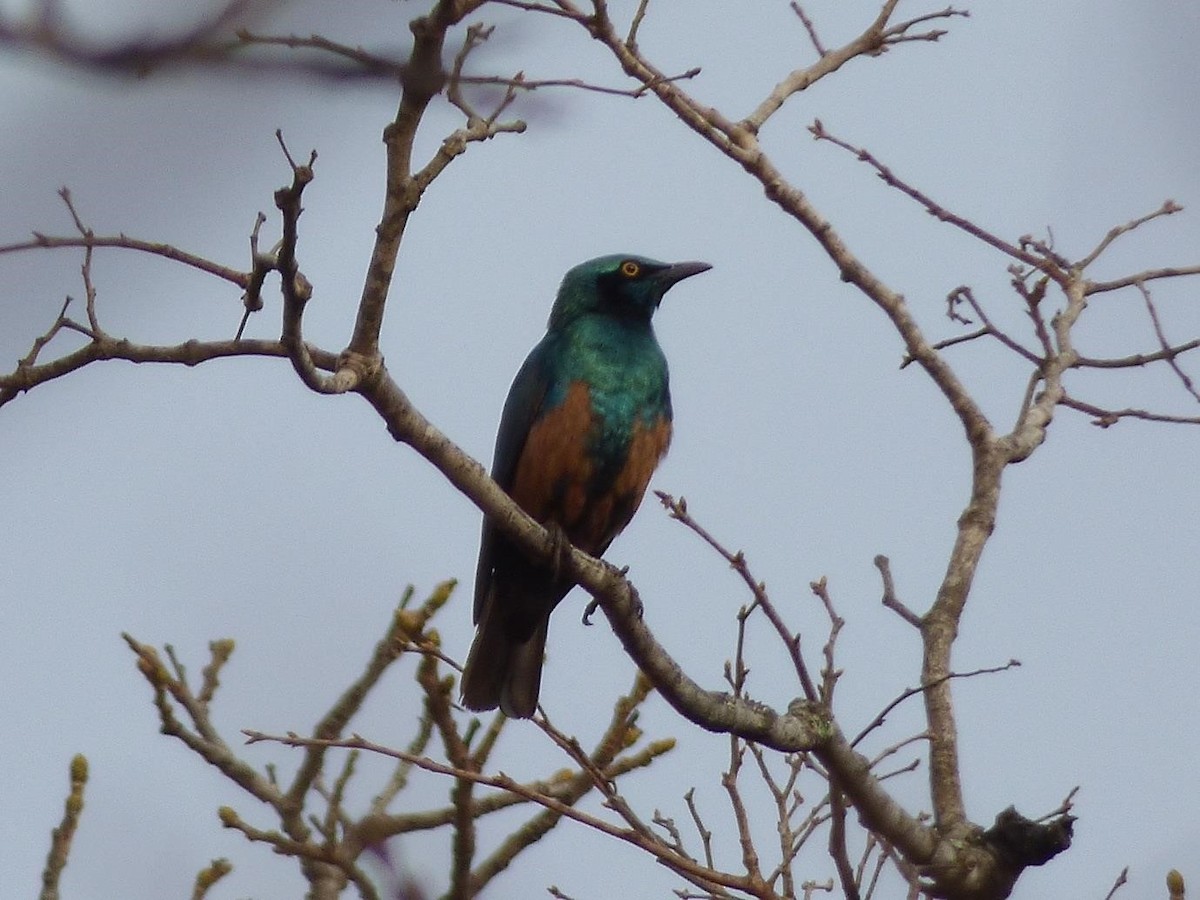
351;362;948;880
357;367;821;743
920;441;1005;830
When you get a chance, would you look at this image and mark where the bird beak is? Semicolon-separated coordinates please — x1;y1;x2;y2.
658;260;712;288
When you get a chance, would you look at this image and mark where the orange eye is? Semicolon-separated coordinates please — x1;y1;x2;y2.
620;260;641;278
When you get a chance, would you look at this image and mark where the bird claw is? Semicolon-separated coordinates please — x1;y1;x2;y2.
582;597;600;625
546;521;571;581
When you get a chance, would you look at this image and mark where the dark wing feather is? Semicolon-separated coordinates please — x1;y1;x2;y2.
473;338;554;623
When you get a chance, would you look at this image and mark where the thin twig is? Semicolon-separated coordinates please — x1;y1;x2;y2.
657;491;819;702
828;784;862;900
721;737;763;885
626;0;651;50
683;788;715;870
236;29;692;97
1059;394;1200;428
286;582;455;814
946;285;1043;364
746;743;801;896
198;638;235;707
190;859;233;900
874;556;920;627
40;755;88;900
1086;265;1200;295
809;577;844;706
790;2;828;56
246;729;755;894
1137;281;1200;402
489;0;583;19
1075;339;1200;370
851;660;1021;748
810;120;1061;279
3;230;251;286
1035;786;1079;823
1078;200;1183;269
1103;867;1129;900
369;707;435;817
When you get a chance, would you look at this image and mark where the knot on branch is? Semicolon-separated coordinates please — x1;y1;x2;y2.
337;349;384;387
983;805;1074;870
923;807;1074;900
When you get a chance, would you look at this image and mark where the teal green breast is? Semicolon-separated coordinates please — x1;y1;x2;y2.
545;313;671;487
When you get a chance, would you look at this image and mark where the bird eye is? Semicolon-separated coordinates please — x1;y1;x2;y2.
620;260;641;278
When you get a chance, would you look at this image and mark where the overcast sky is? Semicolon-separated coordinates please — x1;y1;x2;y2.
3;2;1200;898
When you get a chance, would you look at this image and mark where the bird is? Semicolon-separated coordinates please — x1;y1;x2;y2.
460;253;711;718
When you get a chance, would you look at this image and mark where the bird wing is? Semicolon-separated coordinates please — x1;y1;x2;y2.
473;338;553;623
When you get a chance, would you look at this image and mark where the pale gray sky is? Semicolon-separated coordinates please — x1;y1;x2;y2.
3;2;1199;897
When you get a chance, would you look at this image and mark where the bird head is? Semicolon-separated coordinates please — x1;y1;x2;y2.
548;254;711;329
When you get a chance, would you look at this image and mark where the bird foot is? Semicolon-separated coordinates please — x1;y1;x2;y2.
581;580;643;626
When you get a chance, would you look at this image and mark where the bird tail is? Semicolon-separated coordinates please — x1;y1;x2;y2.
460;602;548;719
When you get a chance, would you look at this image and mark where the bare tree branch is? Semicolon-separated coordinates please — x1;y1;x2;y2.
790;3;829;57
0;227;251;288
1137;281;1200;403
852;660;1022;749
191;858;234;900
1103;867;1129;900
741;4;968;132
874;555;921;628
0;335;337;410
1078;200;1183;269
943;285;1044;365
656;491;819;703
270;131;347;394
1085;265;1200;295
244;729;766;895
828;784;862;900
810;121;1058;277
5;3;1189;897
1074;339;1200;370
1058;394;1200;428
345;0;492;369
0;0;261;74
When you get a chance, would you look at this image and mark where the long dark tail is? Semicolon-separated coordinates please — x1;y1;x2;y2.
460;601;548;719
